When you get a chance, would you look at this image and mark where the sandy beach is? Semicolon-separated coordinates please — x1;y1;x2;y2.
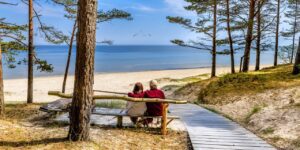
4;65;269;103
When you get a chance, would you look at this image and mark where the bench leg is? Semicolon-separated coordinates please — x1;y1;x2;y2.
117;116;123;128
161;103;168;135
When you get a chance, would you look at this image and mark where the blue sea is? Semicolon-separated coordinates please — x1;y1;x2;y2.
3;45;275;79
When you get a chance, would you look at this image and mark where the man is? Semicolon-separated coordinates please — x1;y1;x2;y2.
144;80;165;118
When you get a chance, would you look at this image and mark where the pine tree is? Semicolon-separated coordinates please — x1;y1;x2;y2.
167;0;221;78
274;0;282;66
282;0;300;64
0;41;3;116
293;37;300;74
20;0;75;103
254;0;277;71
242;0;256;72
0;12;27;116
217;0;248;73
68;0;97;141
27;0;34;103
225;0;235;74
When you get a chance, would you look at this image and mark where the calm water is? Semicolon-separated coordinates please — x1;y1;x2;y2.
3;45;275;79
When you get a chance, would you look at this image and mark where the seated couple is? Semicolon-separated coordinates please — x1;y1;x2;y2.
126;80;165;125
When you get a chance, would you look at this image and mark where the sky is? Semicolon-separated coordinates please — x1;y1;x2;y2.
0;0;199;45
0;0;295;46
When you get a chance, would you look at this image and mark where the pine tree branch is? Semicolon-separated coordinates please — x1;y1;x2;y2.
171;39;212;52
0;1;17;5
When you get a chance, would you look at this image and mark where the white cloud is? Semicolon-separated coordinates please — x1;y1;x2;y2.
127;4;158;12
0;2;65;19
164;0;196;17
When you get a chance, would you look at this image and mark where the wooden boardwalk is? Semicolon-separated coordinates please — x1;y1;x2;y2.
169;104;276;150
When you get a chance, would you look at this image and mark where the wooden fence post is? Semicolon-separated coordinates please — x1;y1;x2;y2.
161;103;168;135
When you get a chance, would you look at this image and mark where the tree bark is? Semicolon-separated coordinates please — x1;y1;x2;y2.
255;5;261;71
0;43;4;116
242;0;256;72
293;37;300;74
211;0;217;77
274;0;280;66
291;0;298;64
226;0;235;74
62;21;77;93
68;0;98;141
27;0;34;103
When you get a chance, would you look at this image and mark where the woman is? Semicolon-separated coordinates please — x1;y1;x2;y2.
126;82;147;124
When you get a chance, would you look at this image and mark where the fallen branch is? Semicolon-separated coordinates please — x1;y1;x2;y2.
48;91;187;104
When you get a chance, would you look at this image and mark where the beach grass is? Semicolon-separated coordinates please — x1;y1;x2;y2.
181;64;300;105
94;100;126;109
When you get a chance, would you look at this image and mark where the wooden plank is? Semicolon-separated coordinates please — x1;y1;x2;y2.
191;138;269;144
188;132;252;136
193;145;274;150
189;136;264;142
191;140;274;148
193;144;275;150
189;134;259;138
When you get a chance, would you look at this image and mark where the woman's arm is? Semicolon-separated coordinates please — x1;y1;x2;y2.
128;92;134;97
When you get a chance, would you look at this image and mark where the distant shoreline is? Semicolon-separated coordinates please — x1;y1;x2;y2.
3;65;214;80
4;64;272;80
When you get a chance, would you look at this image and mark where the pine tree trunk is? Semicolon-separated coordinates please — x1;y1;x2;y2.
0;43;4;116
293;37;300;74
211;0;217;77
291;0;298;64
274;0;280;66
255;6;261;71
62;21;77;93
27;0;34;103
226;0;235;74
68;0;97;141
242;0;256;72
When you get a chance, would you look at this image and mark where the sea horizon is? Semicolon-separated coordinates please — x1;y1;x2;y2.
3;45;277;79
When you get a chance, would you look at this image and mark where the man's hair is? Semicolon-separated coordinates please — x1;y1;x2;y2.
150;80;158;89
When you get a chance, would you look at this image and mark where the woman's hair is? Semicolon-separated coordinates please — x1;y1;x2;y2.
133;82;143;93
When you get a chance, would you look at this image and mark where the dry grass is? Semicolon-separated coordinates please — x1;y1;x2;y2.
0;104;190;150
200;64;300;104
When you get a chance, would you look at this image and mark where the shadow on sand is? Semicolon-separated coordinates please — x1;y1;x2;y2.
0;138;69;147
0;137;68;147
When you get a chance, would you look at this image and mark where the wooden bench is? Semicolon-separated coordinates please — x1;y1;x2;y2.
91;107;180;128
40;103;179;127
46;91;187;135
